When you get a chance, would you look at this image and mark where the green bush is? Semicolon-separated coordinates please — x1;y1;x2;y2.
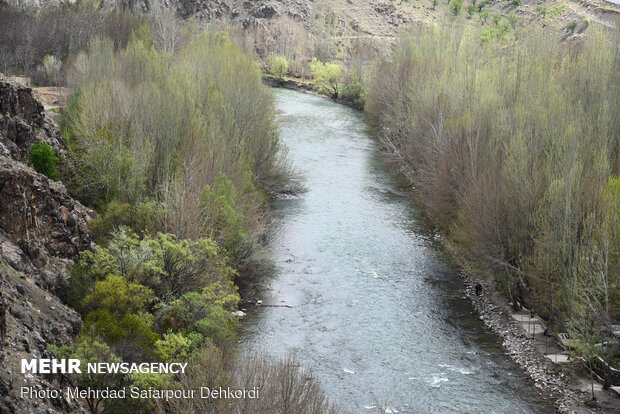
340;82;365;109
29;141;59;179
468;5;476;18
268;55;288;80
200;173;245;254
310;58;342;97
88;200;163;243
452;0;463;15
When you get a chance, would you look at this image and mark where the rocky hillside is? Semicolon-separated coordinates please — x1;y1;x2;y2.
0;77;92;414
2;0;617;39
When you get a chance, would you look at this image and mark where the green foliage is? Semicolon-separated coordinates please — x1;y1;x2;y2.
480;9;490;23
88;200;163;243
510;0;520;5
451;0;463;16
159;285;240;345
535;6;548;17
50;337;125;414
200;173;245;254
508;13;518;29
468;4;476;18
130;22;153;48
566;21;577;34
29;141;59;180
268;55;289;80
83;275;154;316
62;29;290;228
340;82;366;109
71;227;237;302
155;331;204;362
84;309;158;352
310;58;342;97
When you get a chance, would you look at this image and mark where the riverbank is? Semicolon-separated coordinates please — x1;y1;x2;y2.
375;128;620;413
372;126;620;413
463;275;588;413
261;74;364;110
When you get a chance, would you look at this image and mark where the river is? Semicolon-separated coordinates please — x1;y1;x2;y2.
239;88;554;413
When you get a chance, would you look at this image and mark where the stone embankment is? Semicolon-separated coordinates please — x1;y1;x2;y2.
464;276;597;413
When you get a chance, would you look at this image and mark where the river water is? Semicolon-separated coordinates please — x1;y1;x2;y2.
239;89;554;413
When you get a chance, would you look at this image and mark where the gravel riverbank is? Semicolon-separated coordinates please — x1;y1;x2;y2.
463;276;592;413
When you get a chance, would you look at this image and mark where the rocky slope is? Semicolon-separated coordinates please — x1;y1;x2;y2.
0;77;92;414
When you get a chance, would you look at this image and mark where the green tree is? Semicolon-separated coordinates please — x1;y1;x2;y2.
566;21;577;34
309;58;342;97
269;55;289;80
29;142;59;179
50;338;125;414
82;274;154;316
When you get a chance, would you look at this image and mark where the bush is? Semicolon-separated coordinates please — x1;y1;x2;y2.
269;55;288;80
88;200;163;243
340;82;365;109
309;58;342;97
29;141;59;179
452;0;463;15
468;5;476;18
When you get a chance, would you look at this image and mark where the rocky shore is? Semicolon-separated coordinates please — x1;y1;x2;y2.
463;276;591;413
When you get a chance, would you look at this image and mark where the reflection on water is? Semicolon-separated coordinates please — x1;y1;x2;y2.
239;89;553;414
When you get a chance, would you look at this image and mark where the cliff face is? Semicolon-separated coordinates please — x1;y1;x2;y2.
0;78;92;414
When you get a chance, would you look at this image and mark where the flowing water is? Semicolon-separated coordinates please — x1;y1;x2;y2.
239;88;554;414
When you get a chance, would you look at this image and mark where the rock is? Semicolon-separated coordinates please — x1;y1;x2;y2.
0;77;89;414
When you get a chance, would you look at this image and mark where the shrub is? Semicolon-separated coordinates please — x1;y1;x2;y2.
88;200;163;243
480;9;491;23
452;0;463;15
566;21;577;34
309;58;342;97
468;4;476;18
340;82;365;109
42;54;61;86
269;55;288;80
29;141;59;179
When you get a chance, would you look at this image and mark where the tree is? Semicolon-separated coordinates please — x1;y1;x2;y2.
50;337;125;414
42;54;61;86
269;55;288;80
150;9;180;54
309;58;342;97
29;141;59;179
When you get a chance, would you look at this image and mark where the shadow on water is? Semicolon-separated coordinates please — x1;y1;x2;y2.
239;88;554;414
